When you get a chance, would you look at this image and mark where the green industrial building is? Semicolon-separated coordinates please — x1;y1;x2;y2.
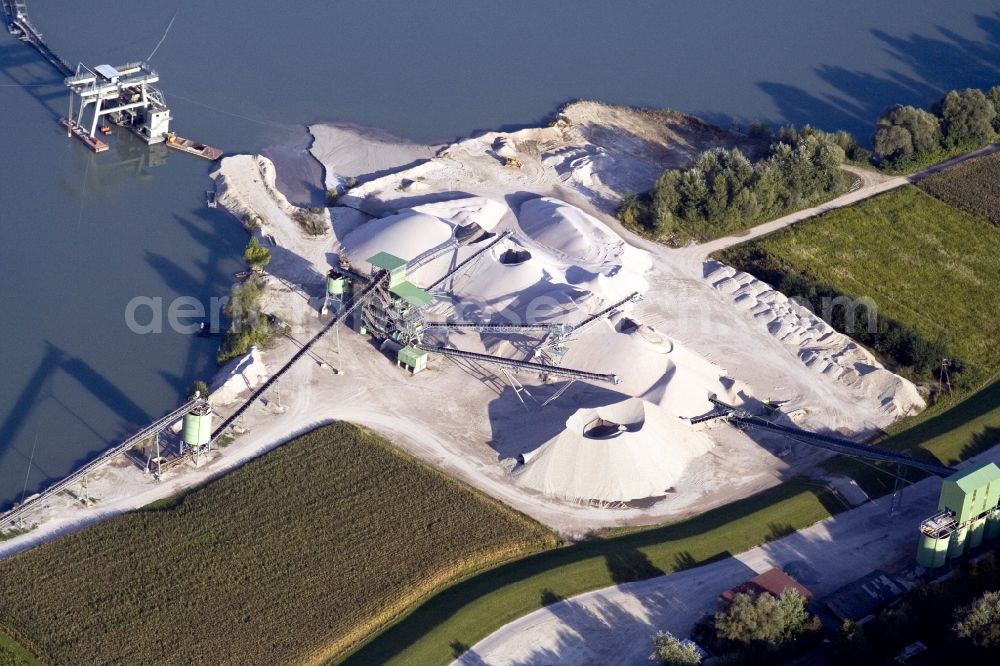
917;462;1000;569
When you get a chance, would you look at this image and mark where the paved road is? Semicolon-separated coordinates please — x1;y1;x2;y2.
458;448;1000;665
691;142;1000;258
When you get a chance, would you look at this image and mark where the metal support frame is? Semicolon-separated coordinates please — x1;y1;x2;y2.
65;61;170;142
500;368;537;410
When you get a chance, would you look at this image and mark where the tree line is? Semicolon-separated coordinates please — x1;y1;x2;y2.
618;83;1000;242
873;86;1000;169
619;127;850;242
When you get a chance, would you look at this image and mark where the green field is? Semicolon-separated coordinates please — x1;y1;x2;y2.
918;150;1000;226
0;627;39;666
342;479;841;665
717;185;1000;387
0;423;557;665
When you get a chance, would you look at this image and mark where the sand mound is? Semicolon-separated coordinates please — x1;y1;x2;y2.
519;197;630;267
446;242;586;324
339;210;454;271
561;322;742;418
516;398;712;503
211;347;269;406
706;261;925;418
516;197;650;305
410;196;507;232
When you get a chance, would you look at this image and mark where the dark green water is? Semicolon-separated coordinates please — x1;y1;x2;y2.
2;1;998;509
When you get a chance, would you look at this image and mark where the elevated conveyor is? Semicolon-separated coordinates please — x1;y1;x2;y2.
210;271;389;442
699;397;956;477
0;397;206;529
422;321;559;334
426;230;513;290
417;343;620;385
3;1;73;76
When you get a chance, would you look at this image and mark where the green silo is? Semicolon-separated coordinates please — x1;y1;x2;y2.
917;512;954;569
938;462;1000;524
182;404;213;450
969;515;988;549
948;524;969;560
326;270;346;296
986;507;1000;541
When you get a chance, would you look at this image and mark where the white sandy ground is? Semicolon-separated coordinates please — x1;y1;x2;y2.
459;446;1000;666
1;102;968;556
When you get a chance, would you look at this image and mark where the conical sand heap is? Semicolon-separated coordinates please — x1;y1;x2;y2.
515;398;713;503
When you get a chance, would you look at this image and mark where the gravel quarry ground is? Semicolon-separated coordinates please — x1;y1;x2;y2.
1;102;930;555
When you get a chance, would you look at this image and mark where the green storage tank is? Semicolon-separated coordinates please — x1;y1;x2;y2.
969;515;988;549
182;405;213;449
948;524;969;560
986;507;1000;541
326;270;346;296
916;533;950;569
918;511;954;569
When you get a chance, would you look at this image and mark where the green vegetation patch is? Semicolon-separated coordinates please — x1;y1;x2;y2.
0;423;556;665
0;626;41;666
918;150;1000;226
620;128;852;243
343;479;840;665
716;186;1000;389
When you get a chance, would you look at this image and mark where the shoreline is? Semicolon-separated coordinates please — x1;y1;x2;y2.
1;100;928;557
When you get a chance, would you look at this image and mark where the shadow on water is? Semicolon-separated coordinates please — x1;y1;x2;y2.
756;13;1000;140
0;341;156;511
0;41;66;119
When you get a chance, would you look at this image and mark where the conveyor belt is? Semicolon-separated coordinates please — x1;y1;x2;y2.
210;271;388;442
724;411;956;477
571;292;642;335
426;230;513;290
422;322;558;334
417;344;620;385
0;397;205;529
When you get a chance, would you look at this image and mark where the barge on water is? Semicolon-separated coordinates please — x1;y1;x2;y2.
59;117;108;152
166;133;223;161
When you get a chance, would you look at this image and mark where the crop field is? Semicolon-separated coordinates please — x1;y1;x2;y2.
0;423;557;665
344;478;841;665
918;150;1000;226
717;186;1000;390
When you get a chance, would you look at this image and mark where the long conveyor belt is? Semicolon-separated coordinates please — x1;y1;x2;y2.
210;272;389;442
416;344;620;385
728;413;956;477
422;321;558;334
0;397;206;529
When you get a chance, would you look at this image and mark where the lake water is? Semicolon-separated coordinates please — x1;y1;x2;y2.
2;0;998;509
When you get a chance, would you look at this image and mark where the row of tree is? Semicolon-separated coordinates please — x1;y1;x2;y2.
873;86;1000;168
718;243;965;387
619;131;847;241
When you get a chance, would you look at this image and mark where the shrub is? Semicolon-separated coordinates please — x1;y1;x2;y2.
650;630;702;665
292;208;328;235
217;276;272;362
243;236;271;272
940;88;996;149
952;590;1000;648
